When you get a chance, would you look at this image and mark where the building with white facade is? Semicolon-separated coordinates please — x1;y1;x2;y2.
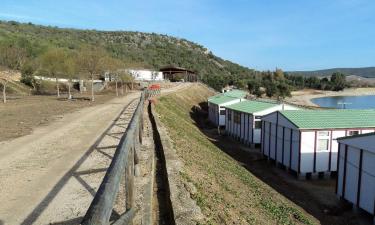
336;133;375;220
207;90;247;127
261;110;375;178
225;100;299;145
128;69;163;81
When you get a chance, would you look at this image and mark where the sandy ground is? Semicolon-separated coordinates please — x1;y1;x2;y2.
0;83;190;225
287;88;375;107
0;95;115;142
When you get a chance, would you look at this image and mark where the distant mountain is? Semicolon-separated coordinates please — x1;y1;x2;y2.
288;67;375;78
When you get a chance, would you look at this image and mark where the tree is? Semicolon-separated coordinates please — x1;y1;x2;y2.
118;71;134;94
63;52;79;99
103;57;123;96
0;43;27;70
0;44;26;103
330;72;346;91
78;46;108;101
39;48;67;97
276;82;291;100
0;72;10;103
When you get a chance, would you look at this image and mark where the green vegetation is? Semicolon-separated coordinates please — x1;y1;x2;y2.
286;72;348;91
0;20;360;101
155;84;316;225
289;67;375;78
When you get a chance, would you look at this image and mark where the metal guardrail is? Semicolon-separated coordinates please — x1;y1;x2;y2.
81;92;145;225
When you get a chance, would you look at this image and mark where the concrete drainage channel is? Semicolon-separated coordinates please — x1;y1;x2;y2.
134;99;203;225
148;102;176;225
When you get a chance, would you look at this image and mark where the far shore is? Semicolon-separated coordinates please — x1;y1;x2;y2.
286;87;375;107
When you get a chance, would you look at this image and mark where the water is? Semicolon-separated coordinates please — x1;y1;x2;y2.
312;95;375;109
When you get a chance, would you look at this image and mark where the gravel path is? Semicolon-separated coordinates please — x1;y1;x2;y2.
0;83;190;225
0;92;140;225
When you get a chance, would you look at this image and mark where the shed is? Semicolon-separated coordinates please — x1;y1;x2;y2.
159;66;197;82
225;100;299;145
261;110;375;177
207;90;247;127
336;133;375;219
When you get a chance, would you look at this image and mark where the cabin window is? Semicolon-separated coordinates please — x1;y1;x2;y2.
220;110;226;115
255;121;262;129
317;131;330;151
348;130;359;136
234;112;241;124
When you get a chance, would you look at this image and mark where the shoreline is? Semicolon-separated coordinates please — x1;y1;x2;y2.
286;87;375;107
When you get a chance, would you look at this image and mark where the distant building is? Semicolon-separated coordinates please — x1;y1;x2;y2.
128;69;163;81
336;133;375;220
208;90;247;127
224;100;299;145
159;66;197;82
261;110;375;178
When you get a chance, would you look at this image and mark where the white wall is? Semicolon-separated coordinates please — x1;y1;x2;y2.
208;98;243;127
225;109;255;145
336;143;375;215
128;69;163;81
262;112;375;174
225;103;299;145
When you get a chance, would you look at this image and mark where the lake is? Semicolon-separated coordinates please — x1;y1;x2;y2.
312;95;375;109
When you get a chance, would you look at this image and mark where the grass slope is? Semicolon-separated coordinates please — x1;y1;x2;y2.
155;84;317;225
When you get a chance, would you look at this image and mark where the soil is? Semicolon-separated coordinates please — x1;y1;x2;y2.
0;94;115;142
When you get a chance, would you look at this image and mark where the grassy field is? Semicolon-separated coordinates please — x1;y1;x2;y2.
155;84;317;225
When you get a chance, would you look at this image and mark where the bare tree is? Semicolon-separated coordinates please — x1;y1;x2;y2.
118;71;134;95
78;46;107;102
0;45;26;103
103;57;123;97
39;48;67;97
0;72;10;103
63;52;79;100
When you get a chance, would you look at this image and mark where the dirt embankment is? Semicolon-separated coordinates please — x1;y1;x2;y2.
287;88;375;107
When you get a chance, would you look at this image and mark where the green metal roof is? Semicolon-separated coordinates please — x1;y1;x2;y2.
280;109;375;129
208;90;247;105
225;100;278;114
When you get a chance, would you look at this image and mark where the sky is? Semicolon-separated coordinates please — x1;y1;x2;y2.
0;0;374;71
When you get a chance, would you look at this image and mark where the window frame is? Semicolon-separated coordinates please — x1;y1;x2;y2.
317;131;330;152
348;130;360;136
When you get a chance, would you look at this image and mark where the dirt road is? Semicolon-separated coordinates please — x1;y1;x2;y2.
0;83;190;225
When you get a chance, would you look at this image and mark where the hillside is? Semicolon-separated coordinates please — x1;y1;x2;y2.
289;67;375;78
155;84;316;224
0;20;256;90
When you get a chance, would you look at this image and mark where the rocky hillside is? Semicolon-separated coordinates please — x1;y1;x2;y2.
0;20;256;90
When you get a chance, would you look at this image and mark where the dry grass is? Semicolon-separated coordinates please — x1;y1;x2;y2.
155;84;317;225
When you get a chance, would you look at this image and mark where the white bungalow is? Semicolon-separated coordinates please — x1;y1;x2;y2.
336;133;375;220
224;100;299;145
207;90;247;127
261;110;375;178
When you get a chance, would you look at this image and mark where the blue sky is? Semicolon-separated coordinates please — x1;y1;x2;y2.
0;0;374;71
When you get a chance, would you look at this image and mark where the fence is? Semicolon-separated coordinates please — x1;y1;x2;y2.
81;92;145;225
